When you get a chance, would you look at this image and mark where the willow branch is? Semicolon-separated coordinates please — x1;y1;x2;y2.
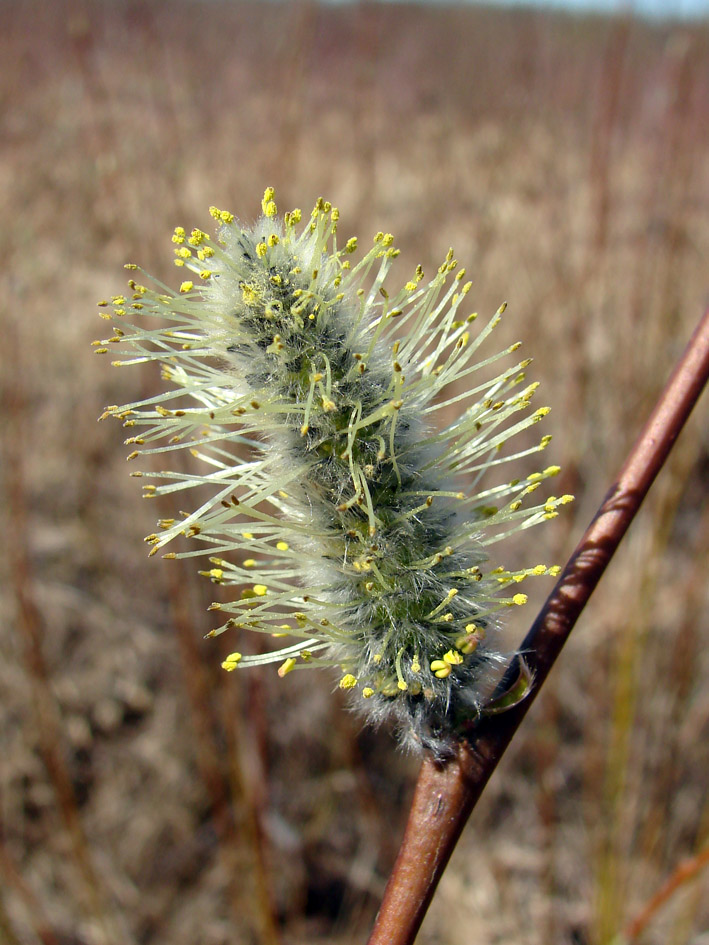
367;306;709;945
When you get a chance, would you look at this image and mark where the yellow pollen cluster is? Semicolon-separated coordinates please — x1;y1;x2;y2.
430;650;465;679
221;652;242;672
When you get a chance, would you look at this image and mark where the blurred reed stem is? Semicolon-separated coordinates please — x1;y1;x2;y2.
0;895;25;945
221;678;283;945
156;477;281;944
2;321;133;945
0;832;60;945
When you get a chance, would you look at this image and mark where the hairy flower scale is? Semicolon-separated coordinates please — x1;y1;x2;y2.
98;189;572;754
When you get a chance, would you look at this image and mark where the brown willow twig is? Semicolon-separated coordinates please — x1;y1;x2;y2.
367;305;709;945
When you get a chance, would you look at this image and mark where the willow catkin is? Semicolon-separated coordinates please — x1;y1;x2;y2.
97;189;571;755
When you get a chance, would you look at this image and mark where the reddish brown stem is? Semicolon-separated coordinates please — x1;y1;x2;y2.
367;306;709;945
623;845;709;942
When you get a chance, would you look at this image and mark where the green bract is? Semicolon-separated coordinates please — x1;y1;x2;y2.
97;189;571;754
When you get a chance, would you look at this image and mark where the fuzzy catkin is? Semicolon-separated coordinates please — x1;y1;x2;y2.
97;189;571;755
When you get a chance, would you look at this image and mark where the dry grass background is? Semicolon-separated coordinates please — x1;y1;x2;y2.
0;1;708;943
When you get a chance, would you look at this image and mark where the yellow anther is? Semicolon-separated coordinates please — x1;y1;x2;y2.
276;541;289;551
253;584;268;596
456;636;479;655
443;650;464;666
179;281;194;293
261;188;277;217
339;674;358;690
256;242;267;258
221;652;242;672
278;658;296;677
362;687;374;698
243;559;256;568
430;659;452;679
512;593;528;606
